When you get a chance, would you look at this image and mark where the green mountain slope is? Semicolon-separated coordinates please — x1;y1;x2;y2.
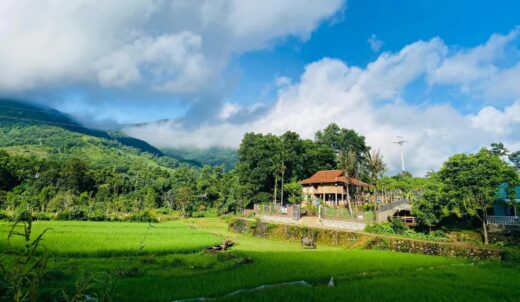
0;99;164;156
0;99;182;169
162;147;238;170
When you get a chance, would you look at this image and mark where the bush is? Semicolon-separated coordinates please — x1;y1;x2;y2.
128;210;158;223
88;209;108;221
34;212;52;221
362;203;375;212
55;207;88;220
365;222;448;242
365;223;394;234
390;218;408;234
0;209;11;220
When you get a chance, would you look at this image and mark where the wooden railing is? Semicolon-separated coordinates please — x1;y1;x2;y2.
487;216;520;225
399;216;416;225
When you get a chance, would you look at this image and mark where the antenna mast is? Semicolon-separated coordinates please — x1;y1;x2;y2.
393;136;408;172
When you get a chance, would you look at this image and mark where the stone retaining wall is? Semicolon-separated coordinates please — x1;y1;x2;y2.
488;224;520;244
229;218;503;260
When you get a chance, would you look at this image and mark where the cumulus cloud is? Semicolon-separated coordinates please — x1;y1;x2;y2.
428;26;520;99
0;0;344;92
125;29;520;175
470;101;520;135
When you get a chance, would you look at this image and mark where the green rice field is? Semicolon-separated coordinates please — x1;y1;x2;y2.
1;218;520;301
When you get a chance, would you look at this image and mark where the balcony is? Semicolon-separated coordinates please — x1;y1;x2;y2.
487;216;520;225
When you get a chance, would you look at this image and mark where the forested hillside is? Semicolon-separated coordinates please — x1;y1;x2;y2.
163;147;238;170
0;99;164;155
0;100;233;219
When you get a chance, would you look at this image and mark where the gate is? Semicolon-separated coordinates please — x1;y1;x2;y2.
292;204;301;220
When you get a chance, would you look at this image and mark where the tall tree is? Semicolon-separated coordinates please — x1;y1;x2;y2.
509;151;520;171
338;149;357;215
437;149;518;244
236;133;282;206
0;151;18;191
315;123;370;178
366;149;386;202
411;174;444;231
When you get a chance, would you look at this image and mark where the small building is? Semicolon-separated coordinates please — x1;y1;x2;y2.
489;184;520;225
301;170;370;207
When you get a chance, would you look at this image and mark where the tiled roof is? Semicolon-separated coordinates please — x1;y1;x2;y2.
301;170;370;187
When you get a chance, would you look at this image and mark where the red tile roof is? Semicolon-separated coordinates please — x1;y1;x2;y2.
301;170;370;187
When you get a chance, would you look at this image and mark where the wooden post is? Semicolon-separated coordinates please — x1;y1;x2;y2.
273;175;278;209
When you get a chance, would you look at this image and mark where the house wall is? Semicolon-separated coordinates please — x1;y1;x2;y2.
316;184;345;194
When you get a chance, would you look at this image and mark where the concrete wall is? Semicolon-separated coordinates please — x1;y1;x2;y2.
259;214;297;224
320;218;366;231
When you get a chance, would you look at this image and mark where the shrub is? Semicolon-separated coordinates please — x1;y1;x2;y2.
365;223;394;234
87;209;108;221
128;210;159;223
0;209;11;220
363;203;375;212
55;207;88;220
34;212;53;221
390;218;408;234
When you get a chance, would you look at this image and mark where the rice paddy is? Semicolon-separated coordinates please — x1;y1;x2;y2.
1;218;520;301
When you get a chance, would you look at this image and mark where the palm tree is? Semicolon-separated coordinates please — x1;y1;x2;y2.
366;149;386;204
338;149;357;215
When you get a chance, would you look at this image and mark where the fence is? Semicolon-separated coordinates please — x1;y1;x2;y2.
487;215;520;225
320;206;375;222
254;204;301;220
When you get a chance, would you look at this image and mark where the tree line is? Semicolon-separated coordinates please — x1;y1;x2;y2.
0;123;385;219
412;143;520;244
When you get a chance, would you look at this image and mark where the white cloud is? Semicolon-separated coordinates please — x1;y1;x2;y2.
470;101;520;135
0;0;344;92
367;34;384;52
428;26;520;98
125;30;520;175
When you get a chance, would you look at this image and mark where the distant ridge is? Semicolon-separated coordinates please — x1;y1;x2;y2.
0;99;164;156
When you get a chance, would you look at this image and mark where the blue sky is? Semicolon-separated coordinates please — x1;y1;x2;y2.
1;0;519;174
234;0;520;112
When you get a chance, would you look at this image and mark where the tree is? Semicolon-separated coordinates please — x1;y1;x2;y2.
285;180;303;204
366;149;386;202
337;149;357;215
509;151;520;171
315;123;370;178
176;186;195;218
437;149;518;244
0;151;19;191
411;174;444;231
490;142;509;158
236;133;282;206
59;158;93;193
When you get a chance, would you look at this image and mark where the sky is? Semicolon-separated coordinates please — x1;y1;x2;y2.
1;0;520;175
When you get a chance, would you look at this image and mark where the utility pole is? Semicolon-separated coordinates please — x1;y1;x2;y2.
393;136;408;172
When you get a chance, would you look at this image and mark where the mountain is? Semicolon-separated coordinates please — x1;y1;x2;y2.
0;99;164;156
0;99;189;169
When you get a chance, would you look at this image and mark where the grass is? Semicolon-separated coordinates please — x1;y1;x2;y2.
322;206;375;221
1;218;519;301
0;220;221;257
